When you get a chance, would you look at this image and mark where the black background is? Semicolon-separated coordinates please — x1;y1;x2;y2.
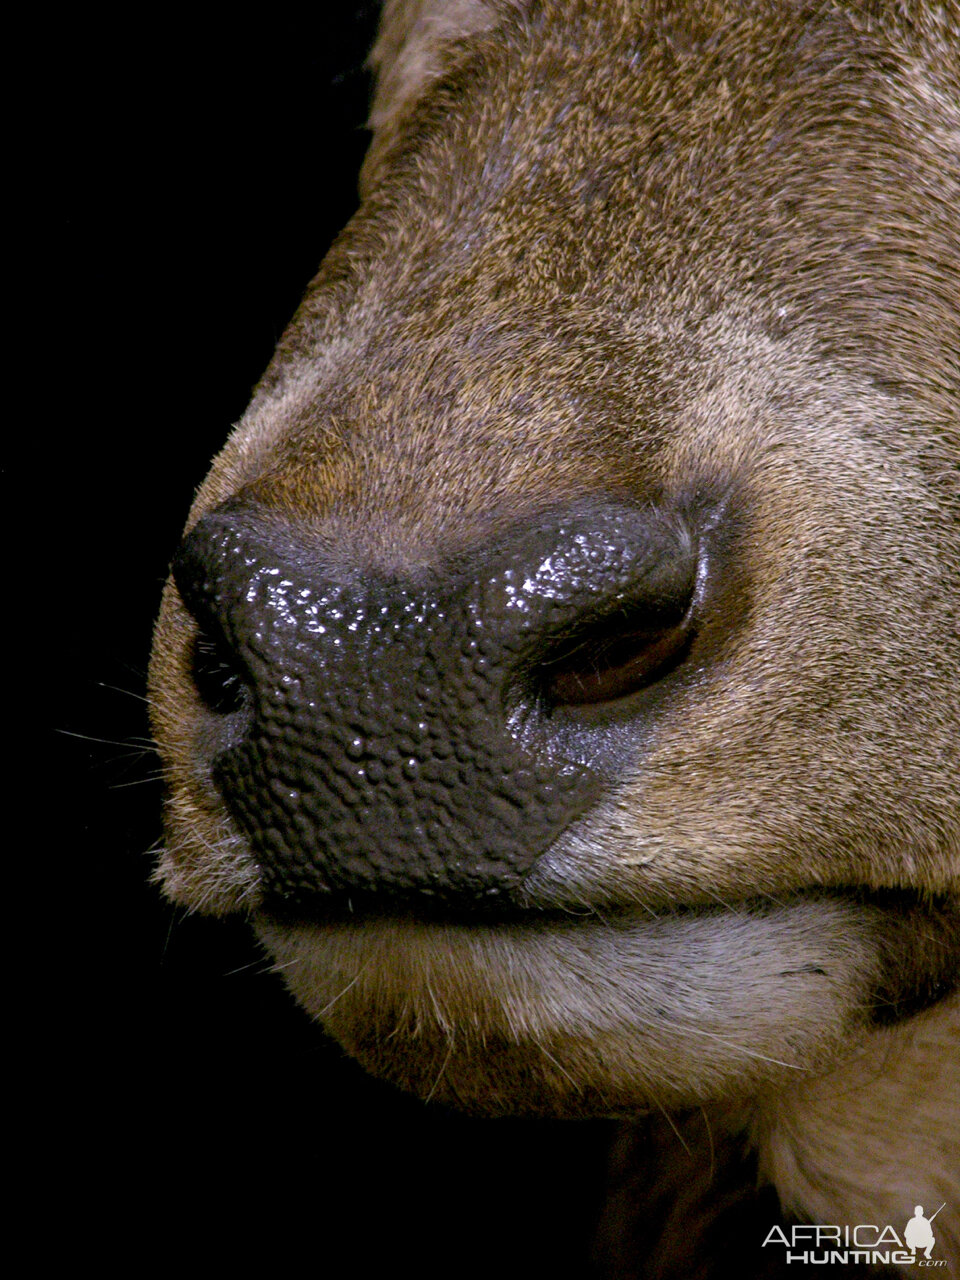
49;7;613;1272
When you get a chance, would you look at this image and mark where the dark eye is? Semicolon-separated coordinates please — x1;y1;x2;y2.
538;607;694;708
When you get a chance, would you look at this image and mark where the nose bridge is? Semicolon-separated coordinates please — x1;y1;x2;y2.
235;292;677;546
174;499;697;907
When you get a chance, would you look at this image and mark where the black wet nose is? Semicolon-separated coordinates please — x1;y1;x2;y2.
173;500;699;908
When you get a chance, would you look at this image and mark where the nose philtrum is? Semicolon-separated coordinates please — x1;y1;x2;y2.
173;501;698;907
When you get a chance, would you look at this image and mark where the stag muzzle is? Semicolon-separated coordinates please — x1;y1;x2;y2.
173;498;701;909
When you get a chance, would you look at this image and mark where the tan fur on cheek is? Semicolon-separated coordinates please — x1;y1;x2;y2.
753;996;960;1271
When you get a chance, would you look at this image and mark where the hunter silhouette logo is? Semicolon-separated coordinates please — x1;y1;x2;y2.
905;1205;946;1262
761;1203;948;1266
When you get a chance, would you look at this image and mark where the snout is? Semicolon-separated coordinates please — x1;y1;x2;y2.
172;498;701;910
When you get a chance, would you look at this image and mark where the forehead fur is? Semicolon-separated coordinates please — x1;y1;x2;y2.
203;0;958;517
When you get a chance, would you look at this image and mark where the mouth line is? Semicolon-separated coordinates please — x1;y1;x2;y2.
256;884;948;931
254;888;959;1038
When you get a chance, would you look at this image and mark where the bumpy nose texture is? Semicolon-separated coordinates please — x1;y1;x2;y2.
173;500;698;907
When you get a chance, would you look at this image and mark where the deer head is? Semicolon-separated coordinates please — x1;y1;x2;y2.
150;1;959;1267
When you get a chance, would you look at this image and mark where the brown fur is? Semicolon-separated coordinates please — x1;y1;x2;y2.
149;2;960;1274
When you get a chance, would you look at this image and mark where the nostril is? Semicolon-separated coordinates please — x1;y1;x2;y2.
189;626;251;716
171;513;258;719
538;602;696;709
